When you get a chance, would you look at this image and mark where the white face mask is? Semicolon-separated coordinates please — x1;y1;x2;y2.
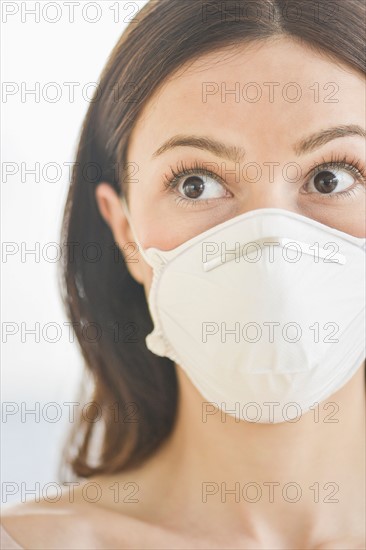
121;197;366;423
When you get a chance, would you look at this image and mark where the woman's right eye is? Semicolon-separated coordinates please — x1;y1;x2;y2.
164;161;232;205
175;174;228;200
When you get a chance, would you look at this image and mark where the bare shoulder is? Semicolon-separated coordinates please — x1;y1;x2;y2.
1;499;97;549
0;477;199;550
314;539;366;550
0;487;144;550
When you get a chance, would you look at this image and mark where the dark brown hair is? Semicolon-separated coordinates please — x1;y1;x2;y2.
59;0;365;480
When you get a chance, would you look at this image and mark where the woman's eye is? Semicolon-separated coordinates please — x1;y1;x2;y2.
306;167;355;195
176;174;228;200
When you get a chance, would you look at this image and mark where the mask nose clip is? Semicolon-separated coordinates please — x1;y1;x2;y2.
202;236;347;272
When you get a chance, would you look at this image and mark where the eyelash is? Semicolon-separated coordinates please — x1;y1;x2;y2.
162;154;366;208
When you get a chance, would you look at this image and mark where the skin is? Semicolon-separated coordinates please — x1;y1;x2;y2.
2;37;365;549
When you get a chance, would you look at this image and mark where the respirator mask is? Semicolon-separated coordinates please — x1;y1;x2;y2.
121;197;366;423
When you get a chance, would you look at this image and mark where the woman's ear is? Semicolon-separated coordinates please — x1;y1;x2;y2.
95;182;145;284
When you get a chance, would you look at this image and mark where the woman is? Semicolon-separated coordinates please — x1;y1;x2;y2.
1;0;365;548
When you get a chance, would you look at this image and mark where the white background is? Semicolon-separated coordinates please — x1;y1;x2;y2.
1;0;149;505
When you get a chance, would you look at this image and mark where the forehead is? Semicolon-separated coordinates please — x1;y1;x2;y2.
128;37;365;156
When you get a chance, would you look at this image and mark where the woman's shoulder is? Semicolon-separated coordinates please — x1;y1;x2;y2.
2;498;365;550
0;466;185;549
0;492;139;549
1;523;23;550
1;498;94;549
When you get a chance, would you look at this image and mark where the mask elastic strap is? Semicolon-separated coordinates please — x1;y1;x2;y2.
120;196;154;266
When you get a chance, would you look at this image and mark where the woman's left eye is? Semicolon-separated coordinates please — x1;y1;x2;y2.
306;167;355;194
303;158;366;197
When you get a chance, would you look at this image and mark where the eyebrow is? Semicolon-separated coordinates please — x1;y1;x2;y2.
152;124;366;162
294;124;366;155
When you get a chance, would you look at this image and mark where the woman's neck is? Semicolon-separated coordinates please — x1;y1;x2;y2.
139;362;366;545
91;362;365;547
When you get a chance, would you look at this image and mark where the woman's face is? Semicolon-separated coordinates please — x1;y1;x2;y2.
98;37;366;290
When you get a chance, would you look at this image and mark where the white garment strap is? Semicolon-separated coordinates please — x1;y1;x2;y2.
120;196;155;266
